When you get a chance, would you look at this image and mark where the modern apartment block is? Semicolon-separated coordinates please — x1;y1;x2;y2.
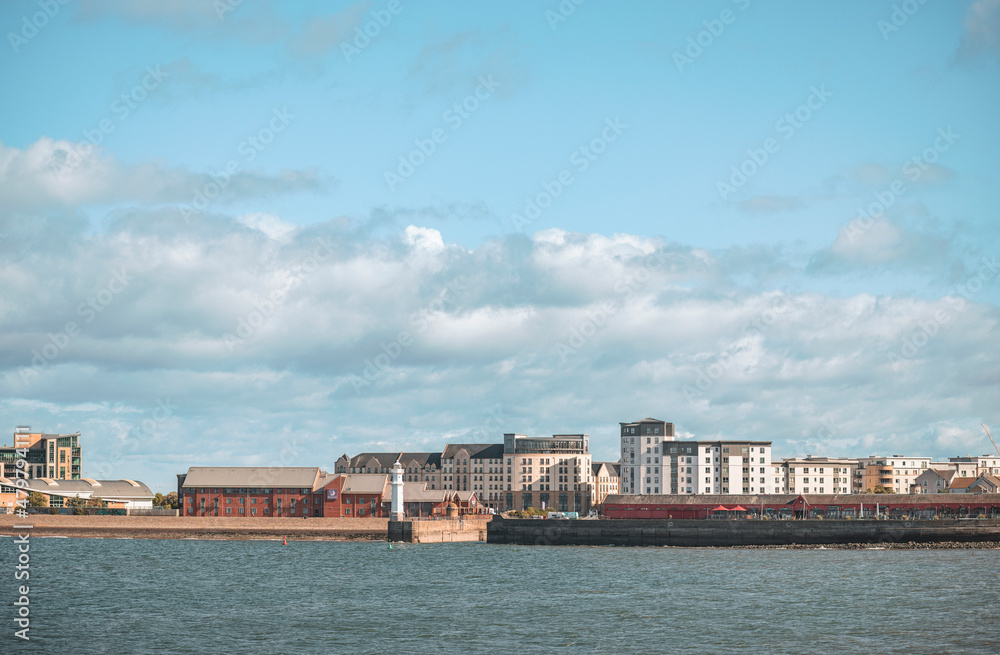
0;426;82;480
778;457;857;495
855;456;931;493
619;417;675;495
499;432;592;513
619;417;772;495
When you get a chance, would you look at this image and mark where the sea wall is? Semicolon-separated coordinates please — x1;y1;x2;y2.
487;517;1000;547
389;516;491;543
0;514;388;540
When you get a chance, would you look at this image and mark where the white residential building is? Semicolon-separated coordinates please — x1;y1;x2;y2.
619;417;773;495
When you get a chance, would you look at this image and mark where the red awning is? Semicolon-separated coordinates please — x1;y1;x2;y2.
731;505;747;511
711;505;730;511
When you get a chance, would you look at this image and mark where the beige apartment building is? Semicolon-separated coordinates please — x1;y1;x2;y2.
778;457;857;495
500;432;592;514
591;461;620;507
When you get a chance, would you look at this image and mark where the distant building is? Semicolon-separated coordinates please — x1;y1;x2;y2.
177;466;481;518
499;432;592;514
969;475;1000;494
591;462;620;507
855;456;930;493
0;426;82;479
915;468;958;494
619;417;773;495
0;476;152;511
778;457;857;495
948;455;1000;478
334;444;502;495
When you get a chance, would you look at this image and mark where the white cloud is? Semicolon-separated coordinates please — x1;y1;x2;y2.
2;217;997;493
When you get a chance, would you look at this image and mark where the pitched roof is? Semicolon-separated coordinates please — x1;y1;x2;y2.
442;443;499;459
971;475;1000;490
341;474;388;495
181;467;321;488
346;453;403;470
468;444;504;459
397;452;442;468
949;477;978;489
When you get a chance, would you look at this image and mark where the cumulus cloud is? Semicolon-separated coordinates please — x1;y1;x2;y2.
2;217;998;491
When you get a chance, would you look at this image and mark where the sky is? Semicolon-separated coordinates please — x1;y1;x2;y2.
1;0;998;494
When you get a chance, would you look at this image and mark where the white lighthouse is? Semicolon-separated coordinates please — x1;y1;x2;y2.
390;460;405;521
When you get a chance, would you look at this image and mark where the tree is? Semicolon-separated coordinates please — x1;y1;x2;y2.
163;492;178;509
27;492;48;507
153;492;165;507
873;485;892;494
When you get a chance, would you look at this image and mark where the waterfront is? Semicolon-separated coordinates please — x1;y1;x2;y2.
2;538;998;654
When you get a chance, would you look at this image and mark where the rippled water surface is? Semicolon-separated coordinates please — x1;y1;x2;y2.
2;538;998;654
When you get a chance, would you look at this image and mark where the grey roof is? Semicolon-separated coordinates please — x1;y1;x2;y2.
443;443;500;460
469;444;504;459
5;478;153;499
398;452;442;468
341;474;388;494
592;461;621;477
181;467;321;488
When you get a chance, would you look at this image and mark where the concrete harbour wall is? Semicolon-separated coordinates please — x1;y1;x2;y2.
389;517;491;543
487;517;1000;547
0;515;388;540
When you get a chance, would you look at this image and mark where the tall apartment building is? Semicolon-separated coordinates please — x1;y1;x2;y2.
619;418;675;495
854;456;931;493
619;418;773;495
0;426;81;480
778;457;857;495
499;432;592;513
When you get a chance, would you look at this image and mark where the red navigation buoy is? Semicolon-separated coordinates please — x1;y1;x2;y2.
283;537;287;545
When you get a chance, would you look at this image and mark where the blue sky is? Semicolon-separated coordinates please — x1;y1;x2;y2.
1;0;998;493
